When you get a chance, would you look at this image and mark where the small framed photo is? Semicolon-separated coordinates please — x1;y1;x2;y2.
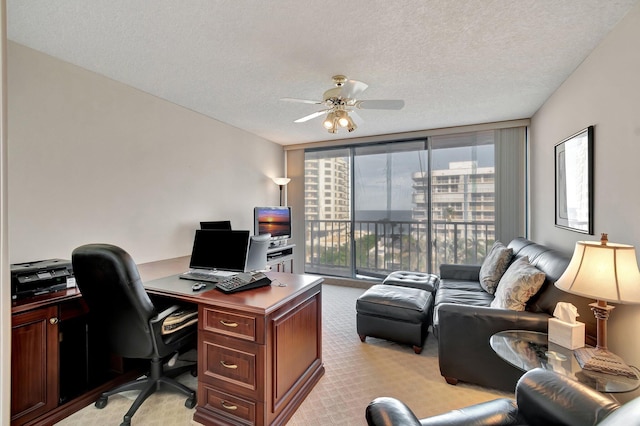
555;126;594;234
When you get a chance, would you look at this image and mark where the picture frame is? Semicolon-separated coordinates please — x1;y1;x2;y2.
555;126;594;234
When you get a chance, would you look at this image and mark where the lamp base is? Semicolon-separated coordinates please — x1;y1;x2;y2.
574;347;638;379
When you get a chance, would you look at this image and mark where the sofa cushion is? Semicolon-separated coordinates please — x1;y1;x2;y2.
438;279;487;293
491;257;546;311
435;286;494;307
479;241;513;294
433;280;494;330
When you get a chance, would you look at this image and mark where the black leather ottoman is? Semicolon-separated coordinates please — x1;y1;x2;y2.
382;271;439;292
356;284;433;354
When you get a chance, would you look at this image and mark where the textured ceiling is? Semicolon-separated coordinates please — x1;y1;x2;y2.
7;0;639;145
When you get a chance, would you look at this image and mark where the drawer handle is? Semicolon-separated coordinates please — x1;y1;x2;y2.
221;400;238;411
220;360;238;369
219;320;239;328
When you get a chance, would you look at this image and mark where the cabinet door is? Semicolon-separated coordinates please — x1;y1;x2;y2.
11;306;59;425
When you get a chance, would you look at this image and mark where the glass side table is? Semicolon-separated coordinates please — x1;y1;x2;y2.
490;330;640;393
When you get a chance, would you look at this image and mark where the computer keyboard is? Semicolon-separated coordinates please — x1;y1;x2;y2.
216;272;272;294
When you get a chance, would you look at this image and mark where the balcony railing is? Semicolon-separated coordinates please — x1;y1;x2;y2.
305;219;495;278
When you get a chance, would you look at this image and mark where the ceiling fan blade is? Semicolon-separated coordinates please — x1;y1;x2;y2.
356;100;405;110
281;97;323;105
294;110;328;123
339;80;368;99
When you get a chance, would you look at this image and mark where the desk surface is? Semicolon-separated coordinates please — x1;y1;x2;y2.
144;271;323;315
491;330;640;393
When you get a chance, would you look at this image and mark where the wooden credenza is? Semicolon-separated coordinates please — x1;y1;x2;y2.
144;271;324;426
11;304;59;424
10;291;140;426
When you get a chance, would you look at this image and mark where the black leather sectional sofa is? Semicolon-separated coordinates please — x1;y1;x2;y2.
434;237;596;391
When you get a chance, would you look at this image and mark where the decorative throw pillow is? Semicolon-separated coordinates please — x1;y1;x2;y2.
479;241;513;294
490;256;546;311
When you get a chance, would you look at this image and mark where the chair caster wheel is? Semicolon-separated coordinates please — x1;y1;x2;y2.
190;367;198;377
95;396;108;409
185;394;196;409
120;422;131;426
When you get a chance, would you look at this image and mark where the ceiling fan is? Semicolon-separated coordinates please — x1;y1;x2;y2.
281;75;405;134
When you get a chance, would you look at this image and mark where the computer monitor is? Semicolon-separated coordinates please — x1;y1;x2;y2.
188;230;250;272
254;206;291;245
245;233;270;272
200;220;232;230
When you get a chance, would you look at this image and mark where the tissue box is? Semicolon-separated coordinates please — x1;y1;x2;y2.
548;318;585;350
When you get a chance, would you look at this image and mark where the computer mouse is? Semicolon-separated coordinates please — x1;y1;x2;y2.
192;283;206;291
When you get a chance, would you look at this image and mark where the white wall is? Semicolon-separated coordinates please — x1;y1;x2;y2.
530;3;640;382
8;42;284;264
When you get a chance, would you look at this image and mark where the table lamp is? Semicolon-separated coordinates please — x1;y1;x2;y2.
555;233;640;378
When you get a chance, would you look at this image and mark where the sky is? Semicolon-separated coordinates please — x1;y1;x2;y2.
354;143;494;211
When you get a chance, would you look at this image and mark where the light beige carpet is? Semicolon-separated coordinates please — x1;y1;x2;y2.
56;284;512;425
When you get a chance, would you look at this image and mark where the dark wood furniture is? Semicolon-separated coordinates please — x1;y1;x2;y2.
10;290;140;426
10;256;322;426
144;270;324;426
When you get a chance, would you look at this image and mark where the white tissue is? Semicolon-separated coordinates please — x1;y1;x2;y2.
553;302;579;324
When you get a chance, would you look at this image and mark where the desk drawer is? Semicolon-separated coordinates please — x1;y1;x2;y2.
200;332;265;398
201;384;260;425
203;307;257;341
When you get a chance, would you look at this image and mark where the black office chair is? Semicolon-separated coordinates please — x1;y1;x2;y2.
72;244;197;426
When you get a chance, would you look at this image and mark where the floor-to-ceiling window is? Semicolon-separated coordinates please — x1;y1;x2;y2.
303;127;525;279
353;140;428;278
430;131;496;269
304;148;352;277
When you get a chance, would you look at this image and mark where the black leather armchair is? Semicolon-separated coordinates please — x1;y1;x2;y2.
72;244;197;426
365;368;639;426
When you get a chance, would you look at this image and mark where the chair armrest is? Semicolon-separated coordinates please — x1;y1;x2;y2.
366;396;521;426
439;264;481;281
149;304;197;354
421;398;521;426
517;368;620;426
152;304;197;335
437;303;550;336
436;303;549;391
150;304;184;328
365;397;421;426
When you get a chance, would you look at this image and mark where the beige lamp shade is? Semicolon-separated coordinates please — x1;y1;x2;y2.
272;177;291;186
555;240;640;304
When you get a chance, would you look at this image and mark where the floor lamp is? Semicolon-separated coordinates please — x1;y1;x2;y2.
555;234;640;378
272;177;291;206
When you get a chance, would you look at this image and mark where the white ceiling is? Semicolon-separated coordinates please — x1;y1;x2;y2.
7;0;639;145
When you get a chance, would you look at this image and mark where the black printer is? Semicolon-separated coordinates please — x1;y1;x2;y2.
11;258;74;300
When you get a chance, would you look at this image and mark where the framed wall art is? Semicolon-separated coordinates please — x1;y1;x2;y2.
555;126;594;234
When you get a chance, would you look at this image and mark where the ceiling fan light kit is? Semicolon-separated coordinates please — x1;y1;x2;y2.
282;75;404;134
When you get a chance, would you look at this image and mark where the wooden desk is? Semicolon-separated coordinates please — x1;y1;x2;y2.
144;269;324;426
